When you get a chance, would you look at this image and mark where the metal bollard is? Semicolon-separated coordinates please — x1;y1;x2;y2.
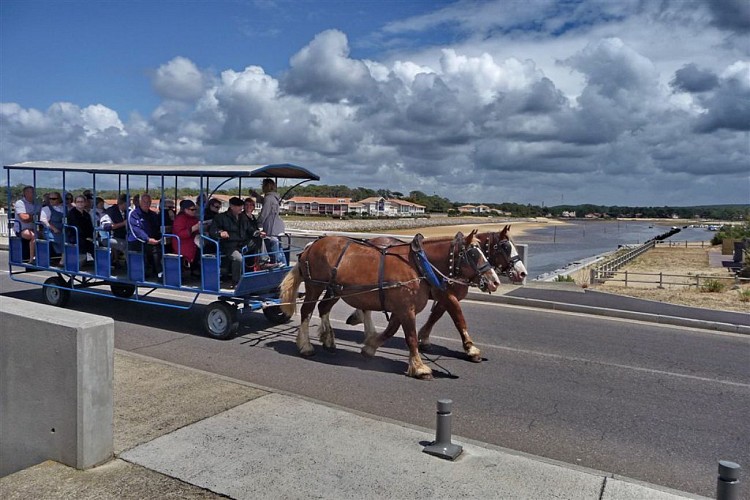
422;399;463;460
717;460;741;500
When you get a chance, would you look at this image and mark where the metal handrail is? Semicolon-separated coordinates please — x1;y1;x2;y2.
591;240;655;283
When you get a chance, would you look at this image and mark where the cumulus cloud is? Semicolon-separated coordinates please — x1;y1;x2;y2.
152;56;208;102
1;2;748;206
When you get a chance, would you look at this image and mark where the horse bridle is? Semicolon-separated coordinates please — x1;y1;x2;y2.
448;236;494;291
485;232;521;277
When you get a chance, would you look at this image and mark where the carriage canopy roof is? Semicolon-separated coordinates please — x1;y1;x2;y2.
3;161;320;180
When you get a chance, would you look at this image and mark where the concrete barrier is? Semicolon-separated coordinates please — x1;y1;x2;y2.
0;296;114;477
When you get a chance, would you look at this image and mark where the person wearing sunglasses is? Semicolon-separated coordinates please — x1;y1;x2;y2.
172;199;203;274
39;191;65;257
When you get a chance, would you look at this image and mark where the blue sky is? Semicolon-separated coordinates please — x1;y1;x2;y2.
1;0;749;206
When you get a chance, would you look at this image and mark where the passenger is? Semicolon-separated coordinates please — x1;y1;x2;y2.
249;178;286;265
39;191;65;255
100;193;128;265
242;197;267;267
64;192;74;210
162;198;176;234
209;197;248;289
204;198;221;223
127;193;163;279
66;195;95;258
13;185;38;263
172;199;202;274
83;190;94;213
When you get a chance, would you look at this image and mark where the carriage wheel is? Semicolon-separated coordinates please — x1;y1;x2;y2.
110;283;136;298
262;304;291;325
42;276;71;307
203;301;239;340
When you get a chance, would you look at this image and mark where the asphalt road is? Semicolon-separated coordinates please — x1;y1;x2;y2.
2;253;748;497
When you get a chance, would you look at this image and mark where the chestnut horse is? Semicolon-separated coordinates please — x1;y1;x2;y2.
346;226;527;362
279;231;500;379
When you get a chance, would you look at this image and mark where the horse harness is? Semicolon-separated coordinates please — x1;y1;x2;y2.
484;232;520;277
301;234;490;310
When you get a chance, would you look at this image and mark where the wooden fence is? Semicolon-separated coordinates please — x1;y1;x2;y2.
590;240;655;283
655;240;712;248
595;270;748;288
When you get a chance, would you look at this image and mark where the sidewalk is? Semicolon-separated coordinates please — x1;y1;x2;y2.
0;350;705;499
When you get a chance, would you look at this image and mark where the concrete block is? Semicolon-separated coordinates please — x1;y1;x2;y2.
0;296;114;477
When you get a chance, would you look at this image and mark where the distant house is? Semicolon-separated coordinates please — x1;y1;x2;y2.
283;197;358;216
458;204;492;214
561;211;577;218
357;197;426;216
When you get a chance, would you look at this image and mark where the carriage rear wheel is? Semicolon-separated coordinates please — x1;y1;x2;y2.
203;301;239;340
110;283;136;298
262;304;291;325
43;276;71;307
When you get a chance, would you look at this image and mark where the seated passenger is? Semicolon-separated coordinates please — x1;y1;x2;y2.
209;197;250;289
100;193;128;266
39;191;65;256
242;197;267;267
66;195;95;258
172;199;203;274
14;185;38;263
127;193;163;279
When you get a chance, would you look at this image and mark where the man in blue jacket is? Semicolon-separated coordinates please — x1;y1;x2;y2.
127;193;163;278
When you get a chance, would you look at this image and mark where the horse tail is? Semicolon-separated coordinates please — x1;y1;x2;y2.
280;262;303;317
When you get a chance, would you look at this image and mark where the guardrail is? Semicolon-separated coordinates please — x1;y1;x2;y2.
596;270;748;288
656;240;712;248
590;240;655;283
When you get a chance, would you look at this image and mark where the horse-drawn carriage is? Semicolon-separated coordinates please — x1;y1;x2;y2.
4;161;319;339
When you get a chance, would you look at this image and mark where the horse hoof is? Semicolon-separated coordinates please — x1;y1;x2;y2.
418;343;431;353
468;355;482;363
299;347;315;357
360;346;376;358
323;345;337;353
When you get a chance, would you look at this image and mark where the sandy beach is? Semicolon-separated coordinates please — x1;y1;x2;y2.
284;216;567;239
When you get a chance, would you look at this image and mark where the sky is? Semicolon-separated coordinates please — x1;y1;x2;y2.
1;0;749;207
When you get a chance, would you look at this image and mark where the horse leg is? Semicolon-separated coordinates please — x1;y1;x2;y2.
361;316;400;358
317;291;339;352
297;284;324;357
402;313;433;380
345;309;364;325
361;311;377;344
443;295;481;362
417;300;446;352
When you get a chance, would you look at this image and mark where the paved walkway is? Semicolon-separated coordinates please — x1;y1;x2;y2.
0;351;707;499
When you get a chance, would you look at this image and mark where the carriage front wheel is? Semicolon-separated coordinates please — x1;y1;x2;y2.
110;283;136;298
262;304;291;325
203;301;239;340
42;276;71;307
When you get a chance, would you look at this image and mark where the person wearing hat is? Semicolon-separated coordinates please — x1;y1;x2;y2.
172;199;203;273
100;193;128;267
209;196;252;289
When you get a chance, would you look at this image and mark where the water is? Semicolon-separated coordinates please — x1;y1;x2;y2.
521;221;712;279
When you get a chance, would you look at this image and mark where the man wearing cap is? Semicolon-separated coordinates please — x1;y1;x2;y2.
209;197;251;289
100;193;128;266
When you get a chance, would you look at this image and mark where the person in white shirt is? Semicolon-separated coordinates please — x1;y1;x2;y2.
13;185;38;263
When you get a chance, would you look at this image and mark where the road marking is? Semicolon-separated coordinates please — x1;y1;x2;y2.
326;316;750;389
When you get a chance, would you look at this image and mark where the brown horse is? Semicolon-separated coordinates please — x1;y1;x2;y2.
346;226;527;362
279;231;500;379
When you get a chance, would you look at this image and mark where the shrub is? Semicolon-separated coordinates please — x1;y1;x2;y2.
738;288;750;303
554;275;575;282
700;279;726;293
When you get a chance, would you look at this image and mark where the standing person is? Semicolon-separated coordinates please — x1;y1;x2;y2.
13;185;38;263
242;197;266;266
127;193;163;278
100;193;128;266
249;178;286;265
209;197;248;289
39;191;65;256
66;195;95;258
172;199;203;273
